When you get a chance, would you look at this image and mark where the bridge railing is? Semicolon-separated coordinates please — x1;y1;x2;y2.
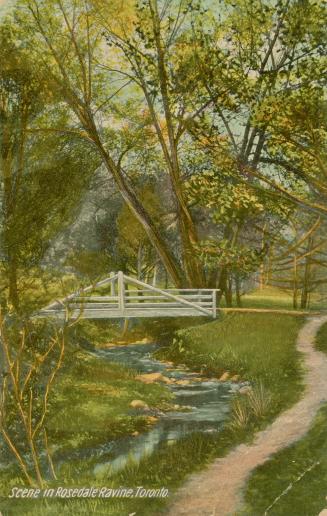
40;271;219;319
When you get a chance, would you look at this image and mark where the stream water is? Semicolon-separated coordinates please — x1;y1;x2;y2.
92;343;238;478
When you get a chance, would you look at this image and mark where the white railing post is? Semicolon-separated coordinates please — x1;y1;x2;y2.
212;290;217;319
118;271;125;315
110;271;115;297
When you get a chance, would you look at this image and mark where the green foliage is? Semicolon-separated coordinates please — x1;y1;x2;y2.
4;0;325;291
185;170;265;223
3;136;97;267
229;382;273;431
65;250;112;281
195;238;264;274
0;21;100;310
116;185;165;276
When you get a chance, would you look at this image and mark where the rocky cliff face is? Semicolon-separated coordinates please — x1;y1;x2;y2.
43;167;121;271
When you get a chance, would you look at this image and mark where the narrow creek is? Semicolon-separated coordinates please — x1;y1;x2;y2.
92;342;240;478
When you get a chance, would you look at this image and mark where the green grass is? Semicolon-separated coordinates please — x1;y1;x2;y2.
316;321;327;354
240;406;327;516
239;321;327;516
239;286;325;311
241;286;295;309
0;421;260;516
47;350;174;451
0;347;174;515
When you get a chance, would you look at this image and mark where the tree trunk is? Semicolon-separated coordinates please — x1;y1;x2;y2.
206;269;219;289
137;244;142;280
235;275;242;307
147;2;205;288
8;256;19;311
178;207;205;287
152;264;158;287
259;263;265;290
300;237;313;309
259;223;267;290
293;255;298;309
218;267;234;307
217;267;227;305
225;275;233;307
85;119;185;288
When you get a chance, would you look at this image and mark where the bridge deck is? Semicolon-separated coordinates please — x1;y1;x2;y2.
40;307;209;319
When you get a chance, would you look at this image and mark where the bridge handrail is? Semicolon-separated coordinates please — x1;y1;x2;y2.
42;273;119;311
120;273;213;316
39;271;219;318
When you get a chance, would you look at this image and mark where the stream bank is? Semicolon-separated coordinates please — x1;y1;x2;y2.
92;342;238;478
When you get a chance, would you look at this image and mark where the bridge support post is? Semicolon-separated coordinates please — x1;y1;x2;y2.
118;271;125;316
213;290;217;319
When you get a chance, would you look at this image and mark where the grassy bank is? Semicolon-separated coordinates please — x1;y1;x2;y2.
0;313;305;516
72;317;208;348
0;324;174;516
156;312;304;417
239;321;327;516
47;350;174;452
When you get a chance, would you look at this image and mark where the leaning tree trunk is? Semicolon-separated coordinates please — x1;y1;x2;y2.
85;118;185;288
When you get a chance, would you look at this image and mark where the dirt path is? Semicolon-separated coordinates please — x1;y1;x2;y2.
167;315;327;516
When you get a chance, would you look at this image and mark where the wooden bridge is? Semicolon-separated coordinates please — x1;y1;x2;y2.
38;271;218;319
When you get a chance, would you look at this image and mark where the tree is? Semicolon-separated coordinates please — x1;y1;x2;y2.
164;0;326;296
0;312;66;487
13;0;326;294
266;214;327;309
0;23;40;309
187;0;326;214
17;0;185;286
116;185;164;280
99;0;214;286
0;22;98;311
